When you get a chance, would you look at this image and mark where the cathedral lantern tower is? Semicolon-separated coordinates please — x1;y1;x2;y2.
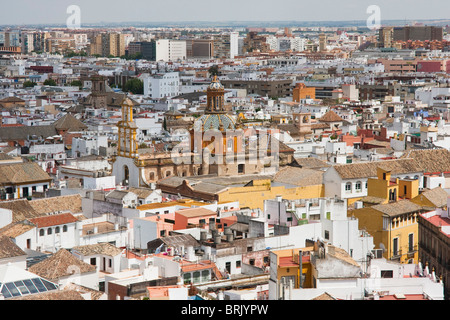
117;97;138;159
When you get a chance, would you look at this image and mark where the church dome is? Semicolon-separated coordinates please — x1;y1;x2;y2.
208;76;224;91
197;113;236;131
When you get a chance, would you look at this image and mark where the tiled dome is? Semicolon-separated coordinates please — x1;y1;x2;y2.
197;114;236;131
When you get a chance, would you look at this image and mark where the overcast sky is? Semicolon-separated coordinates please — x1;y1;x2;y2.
1;0;450;25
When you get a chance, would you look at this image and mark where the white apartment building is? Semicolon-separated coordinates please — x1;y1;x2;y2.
266;36;306;52
155;39;187;62
143;72;180;99
72;133;108;158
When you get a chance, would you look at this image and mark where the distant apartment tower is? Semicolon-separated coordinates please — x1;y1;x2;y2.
379;26;443;47
21;33;34;53
243;32;270;53
213;32;239;59
186;39;214;58
319;33;327;52
143;72;180;99
102;33;125;57
88;34;102;56
127;41;157;60
379;27;394;48
155;39;187;61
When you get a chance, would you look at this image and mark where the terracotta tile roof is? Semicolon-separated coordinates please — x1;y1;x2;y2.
0;162;52;185
28;249;96;280
81;221;126;236
399;148;450;173
327;245;360;267
332;159;422;179
0;221;35;238
63;283;106;300
414;187;449;208
0;199;42;223
176;207;217;218
292;157;331;169
28;194;83;215
371;200;422;217
72;242;123;257
53;114;87;131
29;213;79;228
10;290;85;300
311;292;337;300
274;167;324;187
319;110;344;123
180;260;215;273
0;235;26;259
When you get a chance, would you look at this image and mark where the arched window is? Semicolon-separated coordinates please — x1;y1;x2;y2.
345;182;352;193
55;226;60;234
39;229;44;237
166;171;171;177
63;225;68;232
355;181;362;192
47;228;52;235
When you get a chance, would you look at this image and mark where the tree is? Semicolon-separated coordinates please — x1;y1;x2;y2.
70;80;82;88
23;81;37;88
123;78;143;95
208;65;219;77
43;79;57;86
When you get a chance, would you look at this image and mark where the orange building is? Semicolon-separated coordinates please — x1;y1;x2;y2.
173;207;218;230
293;83;315;102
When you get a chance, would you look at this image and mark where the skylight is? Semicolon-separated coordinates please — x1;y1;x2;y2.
0;278;58;299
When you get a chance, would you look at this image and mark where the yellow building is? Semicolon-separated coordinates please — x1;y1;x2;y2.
157;167;325;210
362;167;419;206
352;167;425;264
269;246;314;290
350;200;422;264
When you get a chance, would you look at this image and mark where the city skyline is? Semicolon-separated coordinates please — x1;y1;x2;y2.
2;0;450;26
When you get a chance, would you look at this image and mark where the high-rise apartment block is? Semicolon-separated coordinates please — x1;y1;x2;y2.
213;32;239;59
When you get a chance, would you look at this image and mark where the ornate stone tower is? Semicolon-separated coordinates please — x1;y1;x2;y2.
90;75;108;109
117;97;138;159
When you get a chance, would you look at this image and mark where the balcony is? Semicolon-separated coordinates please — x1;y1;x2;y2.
390;250;402;261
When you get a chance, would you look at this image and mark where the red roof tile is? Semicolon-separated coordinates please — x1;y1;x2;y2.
29;213;78;228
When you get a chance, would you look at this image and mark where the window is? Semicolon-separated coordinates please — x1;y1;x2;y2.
247;246;253;252
63;225;68;232
39;229;44;237
393;238;399;257
381;270;394;278
236;261;241;268
345;182;352;192
160;230;166;237
47;228;52;235
90;258;96;266
109;259;112;268
55;227;60;234
355;181;362;192
326;212;331;220
408;233;414;252
324;230;330;240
